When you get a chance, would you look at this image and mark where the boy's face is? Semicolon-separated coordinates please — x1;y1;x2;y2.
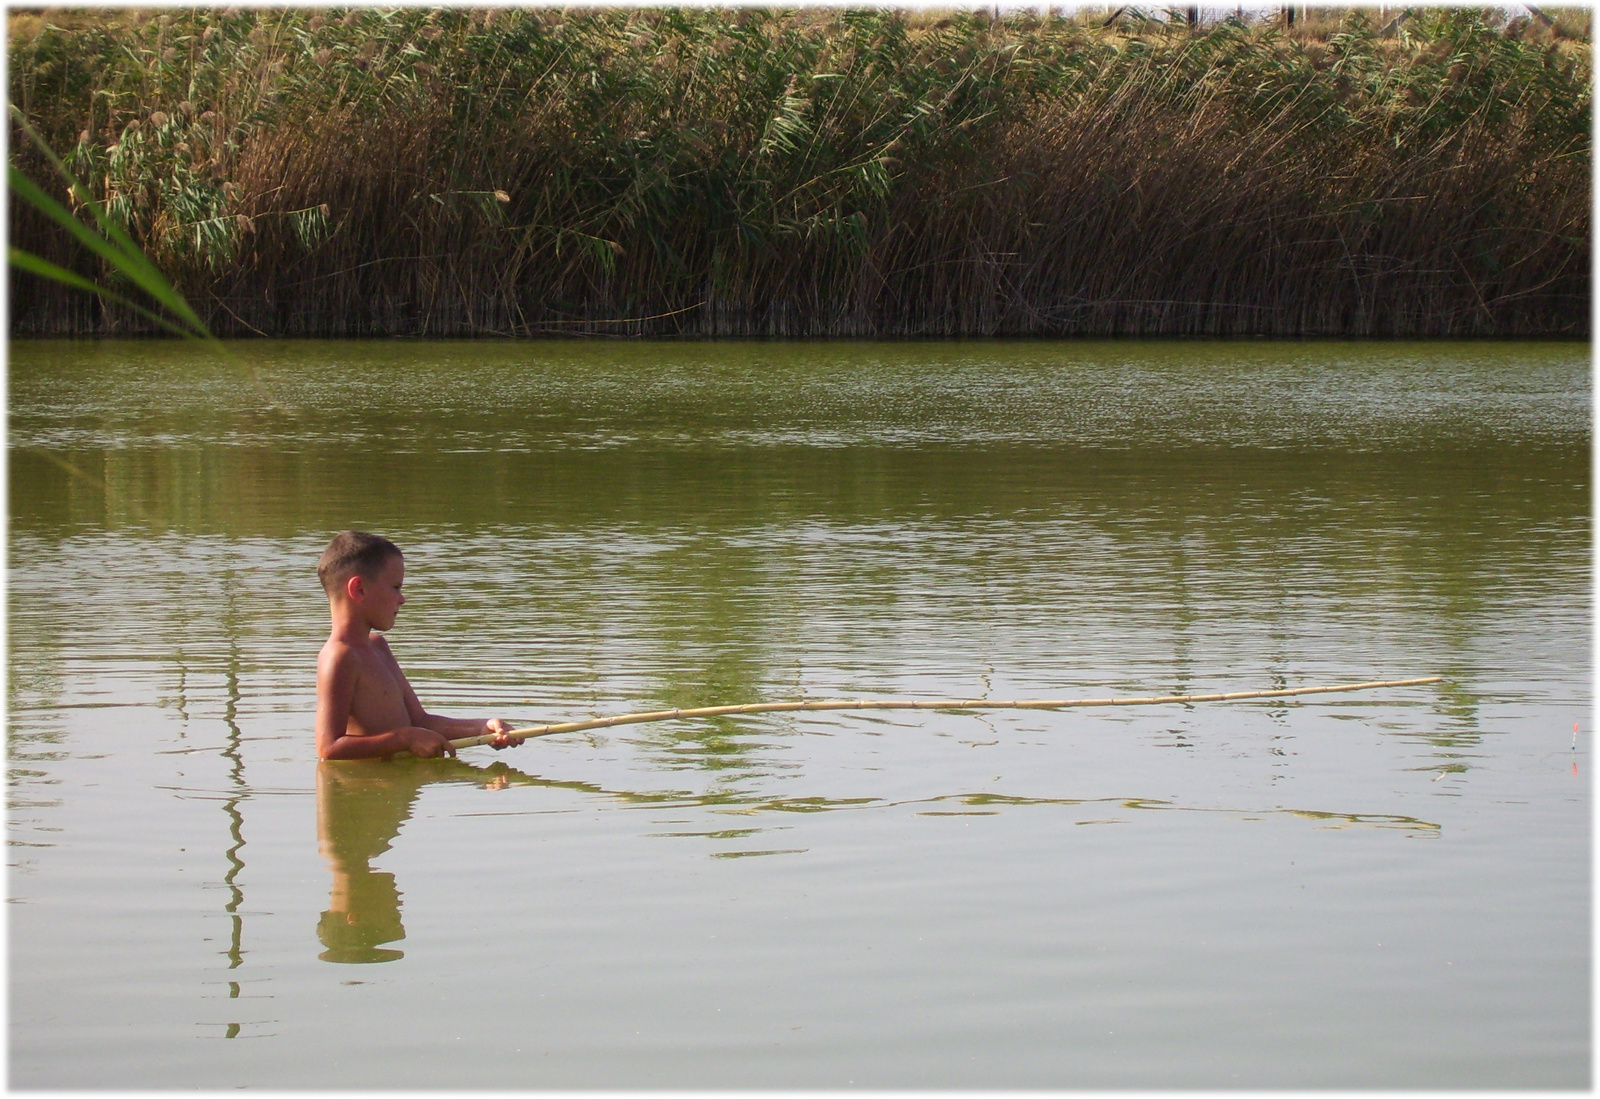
356;553;406;632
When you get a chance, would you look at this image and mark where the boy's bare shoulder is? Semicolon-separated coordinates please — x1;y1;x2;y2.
317;638;351;692
317;632;397;676
319;634;353;662
317;633;369;679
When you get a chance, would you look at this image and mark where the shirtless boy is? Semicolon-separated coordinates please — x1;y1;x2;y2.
316;531;524;760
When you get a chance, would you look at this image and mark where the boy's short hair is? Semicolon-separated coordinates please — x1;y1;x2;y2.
318;531;402;595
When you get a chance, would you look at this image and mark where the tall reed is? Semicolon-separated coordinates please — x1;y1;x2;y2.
9;7;1590;337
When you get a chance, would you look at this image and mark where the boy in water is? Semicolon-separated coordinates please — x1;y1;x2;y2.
316;531;524;760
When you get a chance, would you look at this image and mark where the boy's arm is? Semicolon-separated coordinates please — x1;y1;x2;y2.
385;640;524;748
317;644;454;760
418;712;524;749
421;713;521;740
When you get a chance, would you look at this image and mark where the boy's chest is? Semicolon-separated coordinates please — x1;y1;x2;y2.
351;651;407;714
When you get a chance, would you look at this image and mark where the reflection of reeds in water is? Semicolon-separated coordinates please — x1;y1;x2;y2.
9;7;1589;336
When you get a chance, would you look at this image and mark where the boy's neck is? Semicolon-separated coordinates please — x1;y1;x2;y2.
327;599;380;645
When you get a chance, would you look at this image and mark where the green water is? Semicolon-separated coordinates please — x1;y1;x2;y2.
8;338;1590;1087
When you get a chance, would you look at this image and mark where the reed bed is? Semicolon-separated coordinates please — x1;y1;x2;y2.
9;7;1590;337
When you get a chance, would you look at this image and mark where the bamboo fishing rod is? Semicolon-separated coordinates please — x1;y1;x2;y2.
448;676;1444;751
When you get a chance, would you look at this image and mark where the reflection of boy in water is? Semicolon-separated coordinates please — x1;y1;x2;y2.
317;759;526;963
317;760;415;963
316;531;524;760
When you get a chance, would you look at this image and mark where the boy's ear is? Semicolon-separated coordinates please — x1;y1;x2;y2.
344;574;366;602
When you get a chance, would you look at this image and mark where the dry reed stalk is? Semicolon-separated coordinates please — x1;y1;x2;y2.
444;676;1446;751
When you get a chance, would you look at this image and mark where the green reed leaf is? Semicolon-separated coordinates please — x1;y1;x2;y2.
9;104;212;337
8;246;208;338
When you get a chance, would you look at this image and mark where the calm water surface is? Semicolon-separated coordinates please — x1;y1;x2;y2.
7;339;1590;1087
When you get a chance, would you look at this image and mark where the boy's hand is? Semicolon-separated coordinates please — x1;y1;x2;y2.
403;727;456;759
485;718;524;750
